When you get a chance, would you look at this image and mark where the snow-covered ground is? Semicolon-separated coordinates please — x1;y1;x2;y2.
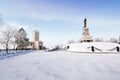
0;50;120;80
67;42;120;52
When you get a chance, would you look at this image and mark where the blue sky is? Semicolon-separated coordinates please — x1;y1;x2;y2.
0;0;120;46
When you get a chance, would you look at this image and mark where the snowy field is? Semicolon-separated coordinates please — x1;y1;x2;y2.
0;50;120;80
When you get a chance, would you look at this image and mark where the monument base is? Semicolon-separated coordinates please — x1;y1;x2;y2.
80;36;93;43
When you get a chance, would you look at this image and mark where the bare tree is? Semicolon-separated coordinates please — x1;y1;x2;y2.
10;33;17;50
0;27;16;54
67;40;75;44
0;14;4;50
109;38;118;43
118;36;120;44
94;38;103;42
15;28;29;50
0;14;4;25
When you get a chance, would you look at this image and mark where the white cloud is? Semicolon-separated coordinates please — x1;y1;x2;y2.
1;0;120;28
5;21;28;30
0;0;82;24
88;17;120;27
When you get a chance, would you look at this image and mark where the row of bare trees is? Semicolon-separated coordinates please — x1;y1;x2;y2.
67;37;120;44
94;37;119;43
0;15;29;54
0;27;29;54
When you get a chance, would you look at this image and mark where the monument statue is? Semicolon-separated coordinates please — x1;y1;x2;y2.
84;18;87;28
80;18;93;42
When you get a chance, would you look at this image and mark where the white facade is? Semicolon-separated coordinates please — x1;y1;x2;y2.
32;30;39;41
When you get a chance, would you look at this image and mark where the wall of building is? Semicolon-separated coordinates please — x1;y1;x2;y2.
31;30;43;50
33;41;40;50
32;30;39;41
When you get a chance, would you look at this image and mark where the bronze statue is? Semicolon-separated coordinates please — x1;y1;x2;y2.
84;18;87;28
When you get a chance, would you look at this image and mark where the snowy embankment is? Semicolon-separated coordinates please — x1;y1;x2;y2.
67;42;120;52
0;51;120;80
0;50;32;59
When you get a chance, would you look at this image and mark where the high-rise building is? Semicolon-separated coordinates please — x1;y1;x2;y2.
32;30;39;41
31;30;43;50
